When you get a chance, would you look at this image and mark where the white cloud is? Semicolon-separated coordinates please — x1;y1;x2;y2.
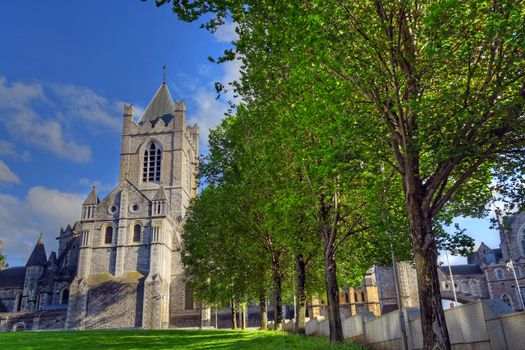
5;110;92;163
0;76;127;163
222;58;242;87
213;21;239;43
0;139;31;162
438;252;467;266
0;187;84;267
50;84;121;132
186;30;243;153
0;76;47;110
187;88;229;150
0;160;21;184
79;177;114;192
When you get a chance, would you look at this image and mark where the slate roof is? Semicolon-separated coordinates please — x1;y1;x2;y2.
439;264;482;275
0;266;26;288
83;186;100;205
26;234;47;267
139;83;176;124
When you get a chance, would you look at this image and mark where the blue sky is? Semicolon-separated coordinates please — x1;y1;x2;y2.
0;1;500;267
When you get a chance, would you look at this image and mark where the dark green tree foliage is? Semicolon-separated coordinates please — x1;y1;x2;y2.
151;0;524;348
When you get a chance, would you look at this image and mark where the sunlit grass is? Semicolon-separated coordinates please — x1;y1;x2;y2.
0;329;364;349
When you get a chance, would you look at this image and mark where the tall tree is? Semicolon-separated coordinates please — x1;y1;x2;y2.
152;0;524;348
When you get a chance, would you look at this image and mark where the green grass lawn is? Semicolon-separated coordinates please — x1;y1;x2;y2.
0;329;364;350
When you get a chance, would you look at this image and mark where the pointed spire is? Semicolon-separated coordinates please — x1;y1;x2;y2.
153;184;167;201
139;81;176;124
26;233;47;267
48;252;58;266
83;186;99;206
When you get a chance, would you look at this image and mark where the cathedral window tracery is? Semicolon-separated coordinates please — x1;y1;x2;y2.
143;142;162;183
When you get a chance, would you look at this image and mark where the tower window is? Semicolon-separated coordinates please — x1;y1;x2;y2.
133;224;141;243
142;142;162;183
104;226;113;244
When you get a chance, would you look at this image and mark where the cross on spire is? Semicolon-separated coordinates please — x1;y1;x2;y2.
163;64;166;84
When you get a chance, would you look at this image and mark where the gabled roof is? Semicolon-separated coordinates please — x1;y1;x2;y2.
139;82;176;124
83;186;100;206
100;179;151;207
26;233;47;267
153;184;167;201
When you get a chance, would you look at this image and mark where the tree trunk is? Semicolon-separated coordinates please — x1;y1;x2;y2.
324;232;344;343
260;293;268;330
231;299;238;330
406;182;451;350
241;302;247;330
272;252;283;331
295;253;307;334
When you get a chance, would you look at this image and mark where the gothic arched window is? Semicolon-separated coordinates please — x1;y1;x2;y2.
133;224;141;243
143;142;162;183
61;288;69;304
104;226;113;244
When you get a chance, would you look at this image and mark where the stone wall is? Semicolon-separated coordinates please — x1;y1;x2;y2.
0;288;21;312
83;276;145;329
0;310;67;331
304;299;525;349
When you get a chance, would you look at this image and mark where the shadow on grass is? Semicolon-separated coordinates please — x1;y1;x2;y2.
0;329;364;350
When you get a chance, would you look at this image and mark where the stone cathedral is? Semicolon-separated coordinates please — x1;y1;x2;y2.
0;80;203;330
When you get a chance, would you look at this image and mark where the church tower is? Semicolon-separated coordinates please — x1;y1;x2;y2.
66;76;199;330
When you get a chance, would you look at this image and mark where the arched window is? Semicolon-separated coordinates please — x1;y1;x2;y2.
496;269;504;280
133;224;141;243
354;292;358;303
143;142;162;183
104;226;113;244
185;284;194;310
501;294;513;308
61;288;69;304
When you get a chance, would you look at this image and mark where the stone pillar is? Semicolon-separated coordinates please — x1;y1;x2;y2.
66;278;88;330
115;190;129;276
